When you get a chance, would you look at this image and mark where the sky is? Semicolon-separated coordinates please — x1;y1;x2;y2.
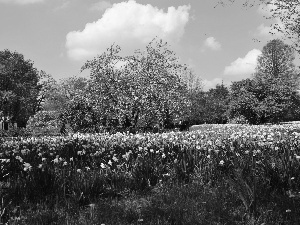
0;0;299;90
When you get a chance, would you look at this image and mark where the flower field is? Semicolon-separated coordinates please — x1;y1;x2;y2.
2;124;300;224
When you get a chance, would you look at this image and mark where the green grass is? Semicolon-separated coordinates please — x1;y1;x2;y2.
2;176;300;225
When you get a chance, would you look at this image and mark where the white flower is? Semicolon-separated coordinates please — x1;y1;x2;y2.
162;153;166;158
219;160;225;165
112;156;118;162
53;158;59;164
42;158;46;162
77;169;82;173
100;163;106;169
108;160;112;166
23;162;32;171
21;149;27;155
63;161;68;166
70;157;73;161
16;156;23;163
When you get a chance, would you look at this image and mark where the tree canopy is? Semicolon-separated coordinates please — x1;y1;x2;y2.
0;49;44;127
60;39;192;133
228;39;299;124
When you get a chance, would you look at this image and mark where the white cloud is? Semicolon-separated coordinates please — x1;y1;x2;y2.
254;18;284;39
90;1;112;12
66;0;190;61
224;49;262;76
0;0;44;4
203;37;221;51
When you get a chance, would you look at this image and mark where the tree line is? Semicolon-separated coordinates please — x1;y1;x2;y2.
0;38;299;133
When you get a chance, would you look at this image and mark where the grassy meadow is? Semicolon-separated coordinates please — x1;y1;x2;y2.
1;124;300;224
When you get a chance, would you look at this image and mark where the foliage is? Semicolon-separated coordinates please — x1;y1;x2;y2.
26;110;61;136
227;115;249;124
79;39;190;131
190;83;229;125
228;79;260;124
0;128;31;138
0;50;44;127
228;39;300;124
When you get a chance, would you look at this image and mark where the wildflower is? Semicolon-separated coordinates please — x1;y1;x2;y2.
23;162;32;171
245;150;249;155
42;157;46;162
21;149;28;155
38;164;43;169
70;157;73;161
150;149;154;153
207;155;211;159
219;160;225;165
89;203;96;210
77;169;82;173
63;161;68;166
112;155;118;162
162;153;166;158
16;156;23;163
53;158;59;164
286;209;291;213
108;160;112;166
85;166;90;171
100;163;106;169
